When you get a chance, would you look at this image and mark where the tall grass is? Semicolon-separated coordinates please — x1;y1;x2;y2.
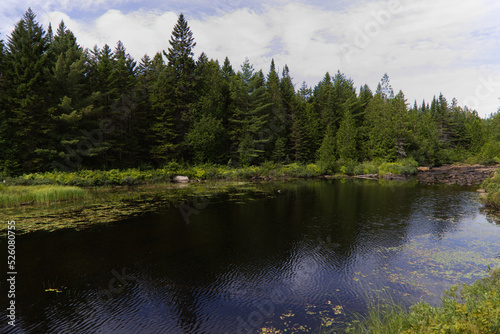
0;185;88;208
340;269;500;334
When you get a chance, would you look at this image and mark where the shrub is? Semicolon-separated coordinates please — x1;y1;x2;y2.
378;158;418;176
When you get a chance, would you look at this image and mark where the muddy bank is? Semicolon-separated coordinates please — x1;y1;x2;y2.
417;164;499;186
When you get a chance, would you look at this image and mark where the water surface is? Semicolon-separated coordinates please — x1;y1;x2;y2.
1;179;499;333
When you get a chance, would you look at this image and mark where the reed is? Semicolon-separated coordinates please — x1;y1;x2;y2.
0;185;87;207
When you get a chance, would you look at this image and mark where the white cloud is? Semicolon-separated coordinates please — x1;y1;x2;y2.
3;0;500;116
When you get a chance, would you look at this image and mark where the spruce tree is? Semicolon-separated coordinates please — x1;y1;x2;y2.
336;109;358;162
266;59;286;161
229;60;269;165
149;52;177;164
0;38;7;174
3;9;50;173
164;13;197;157
46;22;90;172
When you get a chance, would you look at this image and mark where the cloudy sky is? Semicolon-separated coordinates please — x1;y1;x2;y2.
1;0;500;117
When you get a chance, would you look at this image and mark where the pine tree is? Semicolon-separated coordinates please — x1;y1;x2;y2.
355;84;373;127
0;38;7;174
186;54;227;163
313;72;334;131
46;21;90;172
229;60;269;165
3;9;50;173
279;64;296;162
318;125;337;172
107;41;138;167
331;71;357;128
149;52;178;164
266;59;286;161
164;13;197;157
336;109;358;162
48;21;86;102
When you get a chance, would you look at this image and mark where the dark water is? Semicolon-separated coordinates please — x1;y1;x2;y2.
1;179;500;333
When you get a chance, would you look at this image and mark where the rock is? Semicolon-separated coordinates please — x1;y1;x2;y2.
477;189;487;193
172;175;189;183
417;164;500;185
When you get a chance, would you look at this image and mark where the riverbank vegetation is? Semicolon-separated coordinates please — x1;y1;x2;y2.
1;10;500;179
2;159;422;189
341;268;500;334
482;169;500;209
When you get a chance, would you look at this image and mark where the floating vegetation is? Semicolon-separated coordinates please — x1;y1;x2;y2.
0;181;285;235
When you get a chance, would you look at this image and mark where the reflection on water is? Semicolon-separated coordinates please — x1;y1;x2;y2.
1;179;499;333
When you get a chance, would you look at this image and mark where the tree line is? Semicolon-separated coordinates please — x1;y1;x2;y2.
1;9;499;176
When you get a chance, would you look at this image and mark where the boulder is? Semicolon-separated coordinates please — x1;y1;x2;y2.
172;175;190;183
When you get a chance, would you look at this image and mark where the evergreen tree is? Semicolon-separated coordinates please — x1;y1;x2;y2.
336;109;358;162
279;64;297;161
363;88;396;159
45;21;91;171
331;71;357;128
108;40;138;167
3;9;50;173
134;53;162;164
266;59;287;161
229;60;269;165
149;52;178;164
318;125;337;172
164;13;197;157
0;38;7;174
313;72;334;131
186;54;227;163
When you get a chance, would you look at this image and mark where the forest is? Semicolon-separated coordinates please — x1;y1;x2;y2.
1;9;500;177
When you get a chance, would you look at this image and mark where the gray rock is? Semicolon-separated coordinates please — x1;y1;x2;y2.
173;175;190;183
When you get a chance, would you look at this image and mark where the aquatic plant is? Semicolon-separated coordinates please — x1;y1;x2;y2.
0;185;87;207
341;268;500;334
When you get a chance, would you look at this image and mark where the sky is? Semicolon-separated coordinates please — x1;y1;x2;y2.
1;0;500;117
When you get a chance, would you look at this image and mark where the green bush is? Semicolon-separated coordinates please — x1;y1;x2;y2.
378;158;418;176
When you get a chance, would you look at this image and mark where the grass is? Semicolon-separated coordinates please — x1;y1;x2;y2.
339;268;500;334
0;185;88;208
482;168;500;209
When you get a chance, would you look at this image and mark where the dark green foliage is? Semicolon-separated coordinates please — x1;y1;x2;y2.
0;9;497;176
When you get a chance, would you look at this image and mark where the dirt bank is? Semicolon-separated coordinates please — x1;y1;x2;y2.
417;164;499;186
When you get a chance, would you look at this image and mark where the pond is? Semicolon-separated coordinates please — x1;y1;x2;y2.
1;179;500;333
